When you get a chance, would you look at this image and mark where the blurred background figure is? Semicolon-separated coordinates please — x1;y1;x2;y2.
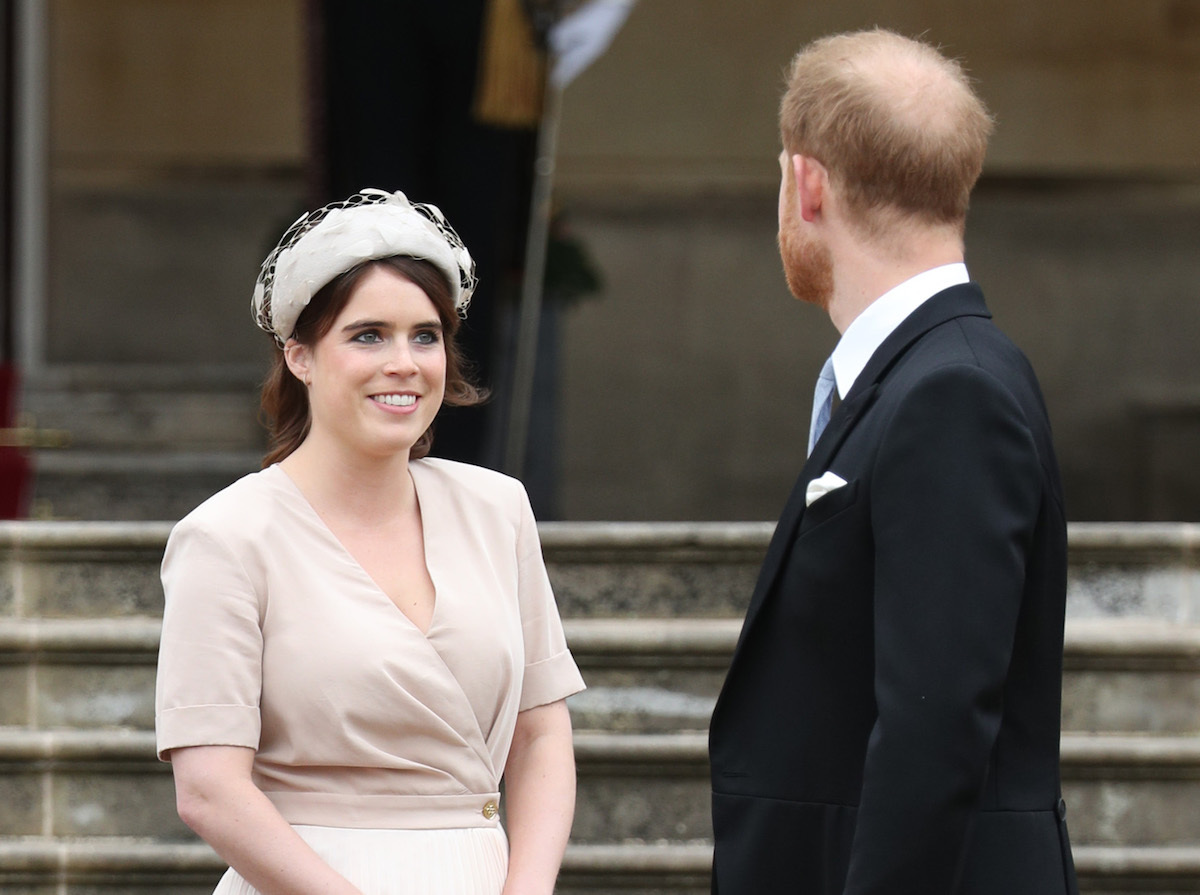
312;1;616;515
314;0;543;470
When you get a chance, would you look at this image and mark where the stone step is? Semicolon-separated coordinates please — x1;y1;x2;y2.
0;617;160;731
1066;524;1200;623
2;727;1198;848
2;616;1196;735
0;838;1196;895
565;617;1200;735
540;522;772;618
32;451;262;522
569;731;1200;848
23;365;267;453
3;521;1199;621
0;523;172;619
1063;619;1200;735
22;366;267;520
548;521;1200;621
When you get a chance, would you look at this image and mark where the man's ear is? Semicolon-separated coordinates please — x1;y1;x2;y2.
283;340;312;386
794;155;826;223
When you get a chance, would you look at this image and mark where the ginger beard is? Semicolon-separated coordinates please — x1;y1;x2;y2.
779;227;833;309
777;158;834;310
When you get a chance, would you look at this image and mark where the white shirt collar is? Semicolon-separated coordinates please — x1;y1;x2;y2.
829;263;970;398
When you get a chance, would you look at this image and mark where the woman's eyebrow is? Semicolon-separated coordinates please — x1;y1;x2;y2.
340;318;443;334
341;318;391;333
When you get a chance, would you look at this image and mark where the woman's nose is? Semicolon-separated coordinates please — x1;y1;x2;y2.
382;342;419;374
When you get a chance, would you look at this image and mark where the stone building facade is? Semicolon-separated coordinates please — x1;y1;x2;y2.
7;0;1200;521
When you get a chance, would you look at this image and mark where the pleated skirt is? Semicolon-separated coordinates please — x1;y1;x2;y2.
211;825;509;895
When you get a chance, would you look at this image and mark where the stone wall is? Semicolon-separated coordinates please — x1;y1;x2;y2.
554;181;1200;521
27;0;1200;521
553;0;1200;187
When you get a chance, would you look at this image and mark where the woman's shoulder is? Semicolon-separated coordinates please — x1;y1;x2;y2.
413;456;525;496
411;457;530;518
171;465;292;542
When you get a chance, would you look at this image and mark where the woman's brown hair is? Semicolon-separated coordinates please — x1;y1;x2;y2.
259;256;485;467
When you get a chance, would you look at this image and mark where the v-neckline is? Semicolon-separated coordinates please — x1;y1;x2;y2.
270;462;441;637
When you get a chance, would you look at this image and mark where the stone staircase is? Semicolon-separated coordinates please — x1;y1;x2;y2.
21;365;266;522
1;521;1198;893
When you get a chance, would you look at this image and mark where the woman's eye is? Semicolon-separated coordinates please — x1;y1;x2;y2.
414;330;441;345
353;331;383;344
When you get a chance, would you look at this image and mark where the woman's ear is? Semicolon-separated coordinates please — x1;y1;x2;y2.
283;340;312;386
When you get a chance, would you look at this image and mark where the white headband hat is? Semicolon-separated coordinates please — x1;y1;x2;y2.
252;188;477;343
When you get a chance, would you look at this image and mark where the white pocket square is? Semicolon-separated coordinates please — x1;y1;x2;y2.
806;471;848;507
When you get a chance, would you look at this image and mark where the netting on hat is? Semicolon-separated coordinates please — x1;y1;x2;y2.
252;189;478;340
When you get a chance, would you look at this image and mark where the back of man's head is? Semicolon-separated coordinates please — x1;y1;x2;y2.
780;29;993;239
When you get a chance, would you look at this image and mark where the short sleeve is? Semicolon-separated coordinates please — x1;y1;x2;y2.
155;518;265;759
514;488;585;712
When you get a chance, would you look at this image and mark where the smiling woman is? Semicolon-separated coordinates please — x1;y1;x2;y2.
154;189;585;895
260;254;482;466
285;265;449;464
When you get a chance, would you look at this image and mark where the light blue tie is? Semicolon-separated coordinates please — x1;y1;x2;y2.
807;356;836;456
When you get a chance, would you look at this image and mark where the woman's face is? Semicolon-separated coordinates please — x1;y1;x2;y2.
285;264;447;462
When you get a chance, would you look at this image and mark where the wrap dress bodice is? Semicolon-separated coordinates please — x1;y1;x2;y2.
155;459;585;830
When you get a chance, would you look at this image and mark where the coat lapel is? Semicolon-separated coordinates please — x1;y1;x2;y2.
736;383;876;642
733;283;992;650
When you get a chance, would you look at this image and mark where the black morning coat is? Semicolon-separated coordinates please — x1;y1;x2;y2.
708;284;1079;895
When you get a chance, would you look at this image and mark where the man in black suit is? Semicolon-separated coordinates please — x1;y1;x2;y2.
708;29;1078;895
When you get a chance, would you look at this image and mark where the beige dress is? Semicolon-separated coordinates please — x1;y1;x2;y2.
155;459;585;894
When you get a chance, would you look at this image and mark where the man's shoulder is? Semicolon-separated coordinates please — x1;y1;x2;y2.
899;299;1034;384
877;311;1056;464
